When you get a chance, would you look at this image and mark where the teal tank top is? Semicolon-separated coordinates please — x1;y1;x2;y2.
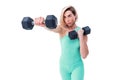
60;27;83;67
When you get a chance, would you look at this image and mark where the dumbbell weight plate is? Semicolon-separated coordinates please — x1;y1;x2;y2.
82;26;91;35
21;17;34;30
68;30;78;40
45;15;57;29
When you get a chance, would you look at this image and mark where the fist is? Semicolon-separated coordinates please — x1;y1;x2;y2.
34;17;45;27
78;29;88;41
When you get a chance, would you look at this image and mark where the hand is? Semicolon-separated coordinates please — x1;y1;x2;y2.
34;17;45;27
78;29;88;42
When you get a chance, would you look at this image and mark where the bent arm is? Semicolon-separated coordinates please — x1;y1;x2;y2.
79;36;89;59
78;29;89;59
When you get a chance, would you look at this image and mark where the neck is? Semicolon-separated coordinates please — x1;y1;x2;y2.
67;24;77;31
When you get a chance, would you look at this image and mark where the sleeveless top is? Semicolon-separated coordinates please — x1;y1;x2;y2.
60;27;83;68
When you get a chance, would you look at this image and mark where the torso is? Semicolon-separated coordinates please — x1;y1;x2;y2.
59;26;83;70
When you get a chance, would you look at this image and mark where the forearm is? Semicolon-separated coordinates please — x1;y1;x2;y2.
34;16;61;33
80;38;89;59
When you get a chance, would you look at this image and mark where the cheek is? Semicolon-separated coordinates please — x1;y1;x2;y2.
64;18;69;23
71;17;76;22
73;17;76;21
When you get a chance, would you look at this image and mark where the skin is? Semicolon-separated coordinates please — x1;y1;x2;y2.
34;10;89;59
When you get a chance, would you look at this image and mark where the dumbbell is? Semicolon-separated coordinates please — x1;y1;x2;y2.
21;15;57;30
69;26;91;40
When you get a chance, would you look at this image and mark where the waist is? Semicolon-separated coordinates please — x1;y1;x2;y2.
60;53;82;65
59;56;83;72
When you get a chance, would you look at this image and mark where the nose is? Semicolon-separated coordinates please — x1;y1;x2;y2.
66;18;70;23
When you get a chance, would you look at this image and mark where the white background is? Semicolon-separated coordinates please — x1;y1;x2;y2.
0;0;120;80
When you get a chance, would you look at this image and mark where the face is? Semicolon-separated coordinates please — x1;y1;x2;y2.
63;10;76;27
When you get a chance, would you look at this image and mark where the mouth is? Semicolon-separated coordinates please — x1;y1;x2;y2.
67;23;72;25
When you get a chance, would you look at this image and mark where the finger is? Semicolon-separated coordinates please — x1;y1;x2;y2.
39;17;43;24
34;18;39;25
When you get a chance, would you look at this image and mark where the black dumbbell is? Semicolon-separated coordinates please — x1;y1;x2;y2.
69;26;91;40
21;15;57;30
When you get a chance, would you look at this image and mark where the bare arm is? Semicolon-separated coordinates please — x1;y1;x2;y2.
34;17;62;33
44;25;62;33
78;29;89;59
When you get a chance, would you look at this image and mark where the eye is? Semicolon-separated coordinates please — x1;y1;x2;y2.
68;14;72;17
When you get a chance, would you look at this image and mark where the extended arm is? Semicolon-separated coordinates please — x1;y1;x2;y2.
34;17;62;33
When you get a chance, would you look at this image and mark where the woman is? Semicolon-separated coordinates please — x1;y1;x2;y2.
35;5;89;80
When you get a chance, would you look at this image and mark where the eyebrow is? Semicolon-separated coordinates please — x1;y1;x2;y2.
64;14;72;18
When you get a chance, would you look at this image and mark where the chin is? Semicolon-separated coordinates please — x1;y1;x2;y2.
68;24;74;27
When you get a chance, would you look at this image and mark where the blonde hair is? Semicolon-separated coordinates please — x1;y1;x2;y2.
60;6;78;28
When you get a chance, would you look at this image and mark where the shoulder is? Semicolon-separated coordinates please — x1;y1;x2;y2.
58;25;67;38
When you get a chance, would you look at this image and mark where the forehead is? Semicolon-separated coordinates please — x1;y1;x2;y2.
64;10;73;16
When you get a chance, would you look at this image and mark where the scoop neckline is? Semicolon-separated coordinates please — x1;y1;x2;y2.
60;26;79;39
